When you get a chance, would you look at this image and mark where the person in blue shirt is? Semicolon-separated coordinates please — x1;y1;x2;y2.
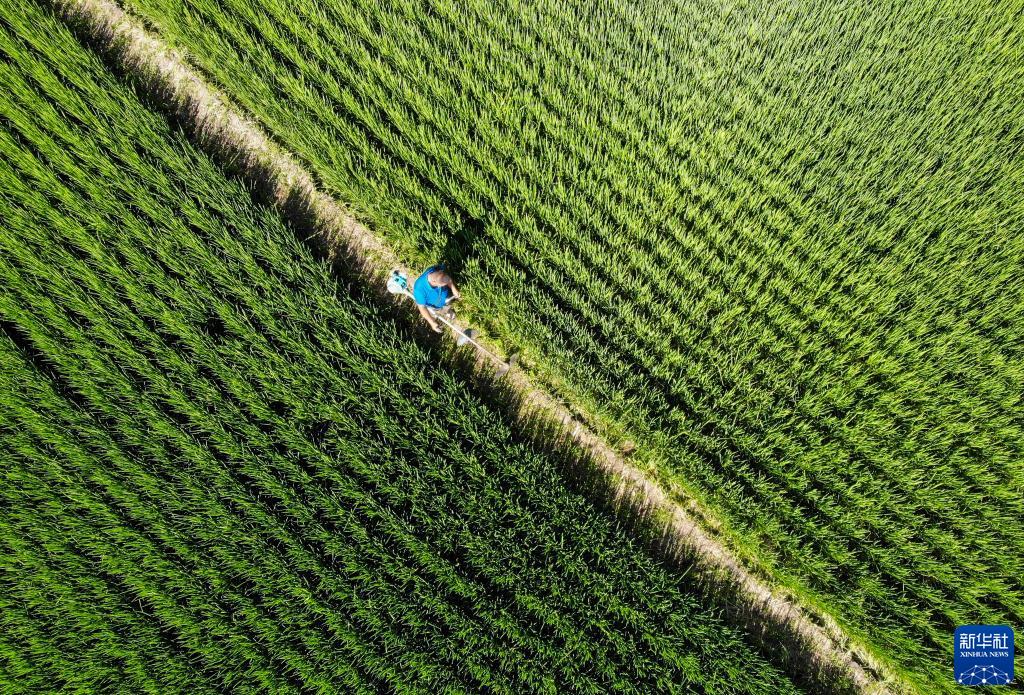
413;264;461;332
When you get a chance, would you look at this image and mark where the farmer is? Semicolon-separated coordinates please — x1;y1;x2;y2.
413;264;461;333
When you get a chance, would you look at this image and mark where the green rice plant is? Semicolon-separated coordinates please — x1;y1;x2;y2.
0;2;810;692
96;0;1024;689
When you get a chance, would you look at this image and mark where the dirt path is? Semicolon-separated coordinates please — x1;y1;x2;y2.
51;1;910;692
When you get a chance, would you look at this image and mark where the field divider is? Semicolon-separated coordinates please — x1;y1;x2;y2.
49;1;908;692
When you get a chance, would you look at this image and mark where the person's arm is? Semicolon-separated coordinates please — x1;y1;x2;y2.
418;304;442;332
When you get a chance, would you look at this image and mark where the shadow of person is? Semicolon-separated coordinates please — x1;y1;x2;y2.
437;214;486;279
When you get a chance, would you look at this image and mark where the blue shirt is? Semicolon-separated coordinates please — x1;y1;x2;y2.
413;266;450;308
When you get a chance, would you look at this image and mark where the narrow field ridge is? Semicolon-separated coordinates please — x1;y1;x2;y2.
50;0;909;692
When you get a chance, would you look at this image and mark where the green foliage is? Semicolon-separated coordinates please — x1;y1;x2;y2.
0;3;807;692
110;0;1024;689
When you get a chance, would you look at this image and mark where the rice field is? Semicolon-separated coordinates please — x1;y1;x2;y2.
0;2;819;692
104;0;1024;690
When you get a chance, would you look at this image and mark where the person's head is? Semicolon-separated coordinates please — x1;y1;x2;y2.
428;270;451;287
